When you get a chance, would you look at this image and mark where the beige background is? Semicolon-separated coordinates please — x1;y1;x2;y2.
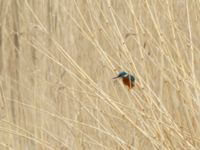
0;0;200;149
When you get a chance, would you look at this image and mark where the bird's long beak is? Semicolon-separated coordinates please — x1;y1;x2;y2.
112;76;119;79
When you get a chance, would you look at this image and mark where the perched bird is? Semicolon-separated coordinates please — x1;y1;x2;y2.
113;71;135;89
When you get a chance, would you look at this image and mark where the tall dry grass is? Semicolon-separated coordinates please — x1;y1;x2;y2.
0;0;200;149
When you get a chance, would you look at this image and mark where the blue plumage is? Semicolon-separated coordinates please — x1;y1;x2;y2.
113;71;135;89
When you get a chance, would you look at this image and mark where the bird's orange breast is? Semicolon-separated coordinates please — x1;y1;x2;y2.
122;77;134;89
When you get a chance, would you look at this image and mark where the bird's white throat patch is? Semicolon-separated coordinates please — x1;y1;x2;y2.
124;73;128;77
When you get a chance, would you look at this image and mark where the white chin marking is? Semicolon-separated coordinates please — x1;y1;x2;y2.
124;74;128;77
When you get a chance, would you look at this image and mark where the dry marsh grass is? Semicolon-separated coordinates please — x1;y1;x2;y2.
0;0;200;149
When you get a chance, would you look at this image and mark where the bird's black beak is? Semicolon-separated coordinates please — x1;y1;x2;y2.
112;76;120;79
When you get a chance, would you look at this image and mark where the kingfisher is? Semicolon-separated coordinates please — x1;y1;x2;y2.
113;71;135;89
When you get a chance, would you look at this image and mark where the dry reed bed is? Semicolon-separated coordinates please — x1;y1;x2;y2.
0;0;200;149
